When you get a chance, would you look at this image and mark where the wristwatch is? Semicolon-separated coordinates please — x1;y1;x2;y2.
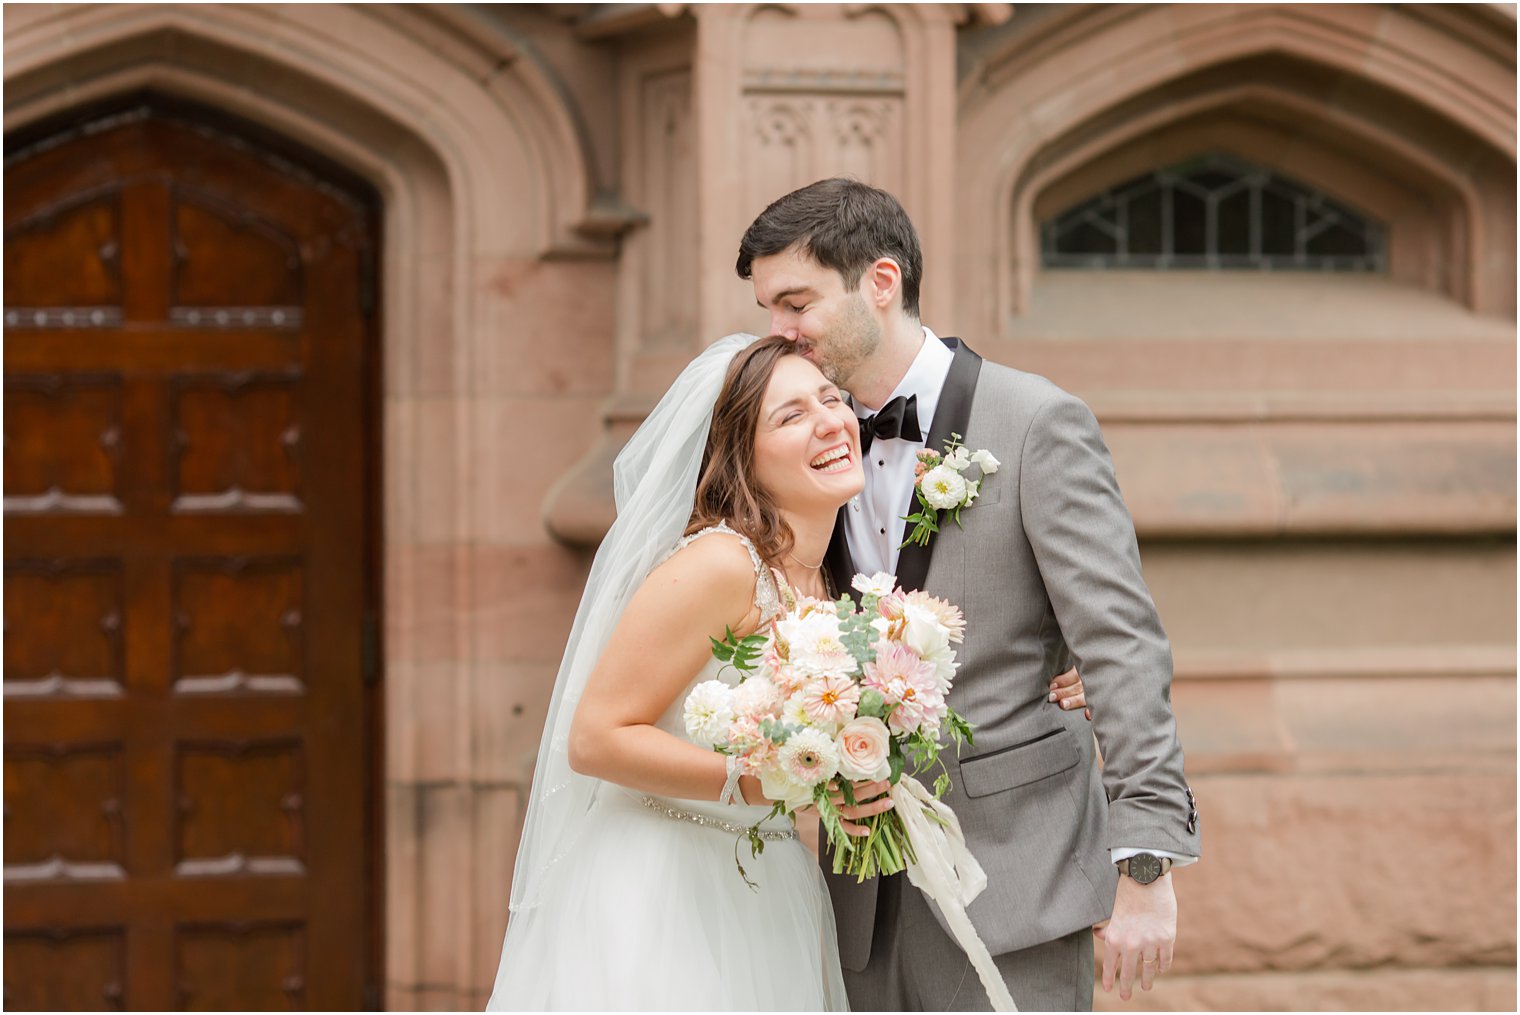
1116;852;1172;885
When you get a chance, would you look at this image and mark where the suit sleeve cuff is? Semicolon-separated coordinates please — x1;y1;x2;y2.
1112;847;1198;867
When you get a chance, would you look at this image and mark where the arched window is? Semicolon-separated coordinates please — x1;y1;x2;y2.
1041;154;1385;272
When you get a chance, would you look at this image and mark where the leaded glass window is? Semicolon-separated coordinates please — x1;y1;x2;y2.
1041;154;1384;271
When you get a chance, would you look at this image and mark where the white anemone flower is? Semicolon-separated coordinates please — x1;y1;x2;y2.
851;571;897;598
781;691;813;729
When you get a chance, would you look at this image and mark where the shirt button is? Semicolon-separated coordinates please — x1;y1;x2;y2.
880;527;886;535
877;460;885;467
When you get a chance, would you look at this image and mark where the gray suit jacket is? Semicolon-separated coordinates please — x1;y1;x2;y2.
823;338;1201;970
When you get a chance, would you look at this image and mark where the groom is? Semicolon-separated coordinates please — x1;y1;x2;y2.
738;179;1201;1011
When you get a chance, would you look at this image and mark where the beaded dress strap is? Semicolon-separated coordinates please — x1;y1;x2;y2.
663;521;783;625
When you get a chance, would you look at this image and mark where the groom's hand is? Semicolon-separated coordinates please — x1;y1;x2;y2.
828;779;894;836
1094;874;1177;1000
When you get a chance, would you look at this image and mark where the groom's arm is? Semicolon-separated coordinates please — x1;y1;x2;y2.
1017;390;1199;859
1019;389;1198;999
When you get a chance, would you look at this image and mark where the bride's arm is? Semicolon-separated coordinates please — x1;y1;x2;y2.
567;534;767;804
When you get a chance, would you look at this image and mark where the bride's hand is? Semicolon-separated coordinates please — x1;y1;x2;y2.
829;778;894;836
1049;666;1092;721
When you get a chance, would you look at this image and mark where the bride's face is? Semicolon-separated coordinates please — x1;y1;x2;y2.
752;355;864;514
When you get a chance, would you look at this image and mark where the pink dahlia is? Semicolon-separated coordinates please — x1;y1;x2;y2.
801;672;862;727
862;642;945;734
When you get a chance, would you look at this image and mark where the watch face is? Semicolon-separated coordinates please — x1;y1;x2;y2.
1131;853;1163;884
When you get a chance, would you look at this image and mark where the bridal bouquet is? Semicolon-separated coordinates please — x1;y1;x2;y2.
684;572;973;883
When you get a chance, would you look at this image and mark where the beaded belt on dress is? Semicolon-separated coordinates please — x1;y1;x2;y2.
640;796;795;840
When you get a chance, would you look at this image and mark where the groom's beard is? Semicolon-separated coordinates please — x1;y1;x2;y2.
808;294;882;390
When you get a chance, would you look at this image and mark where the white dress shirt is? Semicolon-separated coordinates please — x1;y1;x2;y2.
845;327;1196;870
844;327;953;577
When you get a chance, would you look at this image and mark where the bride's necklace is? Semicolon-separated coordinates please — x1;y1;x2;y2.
786;549;825;571
781;549;833;602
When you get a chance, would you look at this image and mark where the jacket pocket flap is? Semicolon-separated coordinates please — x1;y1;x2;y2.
960;728;1080;798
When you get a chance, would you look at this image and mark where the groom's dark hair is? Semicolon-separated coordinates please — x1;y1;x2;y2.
736;178;923;319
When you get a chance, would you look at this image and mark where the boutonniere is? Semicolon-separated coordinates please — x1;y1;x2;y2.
900;433;1000;548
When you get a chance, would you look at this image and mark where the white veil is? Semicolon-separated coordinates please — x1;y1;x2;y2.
506;333;760;915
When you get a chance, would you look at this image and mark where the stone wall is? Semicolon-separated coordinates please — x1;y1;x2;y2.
6;3;1513;1009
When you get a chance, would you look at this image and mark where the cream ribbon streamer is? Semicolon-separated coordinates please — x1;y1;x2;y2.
892;775;1019;1012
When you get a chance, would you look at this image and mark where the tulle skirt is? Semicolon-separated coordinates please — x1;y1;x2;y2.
487;788;849;1011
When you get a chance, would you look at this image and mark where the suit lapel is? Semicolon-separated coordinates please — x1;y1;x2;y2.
824;505;858;604
894;337;982;593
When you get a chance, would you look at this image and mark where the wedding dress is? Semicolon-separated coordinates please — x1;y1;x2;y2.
486;335;848;1011
488;524;849;1011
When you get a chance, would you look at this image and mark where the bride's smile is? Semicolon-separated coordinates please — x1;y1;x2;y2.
753;356;865;519
810;442;852;471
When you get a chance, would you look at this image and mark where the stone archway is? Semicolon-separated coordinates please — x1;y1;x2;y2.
5;5;611;1007
955;3;1517;331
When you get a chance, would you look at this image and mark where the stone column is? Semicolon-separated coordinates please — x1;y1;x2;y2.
547;2;990;544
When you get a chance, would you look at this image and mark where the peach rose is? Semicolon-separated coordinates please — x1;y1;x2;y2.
835;716;892;782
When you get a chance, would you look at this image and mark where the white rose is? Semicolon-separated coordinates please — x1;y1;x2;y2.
919;465;967;511
944;446;971;471
851;571;897;598
924;645;958;692
901;601;950;659
835;716;892;782
683;679;734;747
760;767;817;812
971;448;1000;474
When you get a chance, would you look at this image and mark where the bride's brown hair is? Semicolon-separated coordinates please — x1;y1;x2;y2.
686;335;802;570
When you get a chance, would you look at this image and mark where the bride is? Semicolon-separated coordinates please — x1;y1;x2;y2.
487;334;1084;1010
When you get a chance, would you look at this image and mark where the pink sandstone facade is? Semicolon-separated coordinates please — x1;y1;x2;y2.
6;3;1514;1009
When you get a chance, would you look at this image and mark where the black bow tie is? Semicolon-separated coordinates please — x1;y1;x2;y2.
858;394;922;454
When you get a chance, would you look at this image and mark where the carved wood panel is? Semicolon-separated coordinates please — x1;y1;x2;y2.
175;921;306;1010
4;375;125;514
169;373;303;513
4;743;127;880
4;97;377;1009
175;739;305;876
172;558;304;695
4;188;124;312
4;559;126;698
4;927;126;1010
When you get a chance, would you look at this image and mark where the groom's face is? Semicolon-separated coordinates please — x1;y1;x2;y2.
750;246;882;391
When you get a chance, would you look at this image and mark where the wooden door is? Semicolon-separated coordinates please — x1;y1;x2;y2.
4;97;380;1010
